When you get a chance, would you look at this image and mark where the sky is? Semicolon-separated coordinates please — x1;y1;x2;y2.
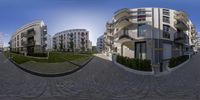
0;0;200;46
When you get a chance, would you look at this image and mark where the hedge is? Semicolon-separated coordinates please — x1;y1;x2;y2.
169;55;189;68
116;55;152;71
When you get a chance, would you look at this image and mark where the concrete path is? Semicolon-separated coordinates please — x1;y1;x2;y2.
0;52;200;100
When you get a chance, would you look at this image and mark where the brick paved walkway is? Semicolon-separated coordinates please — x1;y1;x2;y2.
0;52;200;100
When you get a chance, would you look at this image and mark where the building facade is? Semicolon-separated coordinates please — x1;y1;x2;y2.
9;20;48;55
53;29;91;52
46;34;52;51
0;33;3;51
96;35;105;53
88;40;92;51
103;7;198;64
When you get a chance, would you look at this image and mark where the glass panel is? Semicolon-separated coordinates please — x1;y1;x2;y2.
138;24;146;37
141;43;145;59
135;42;146;59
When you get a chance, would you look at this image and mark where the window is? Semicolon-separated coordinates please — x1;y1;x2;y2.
135;42;146;59
138;24;146;37
163;9;170;16
123;28;129;36
163;16;170;23
137;9;146;15
137;15;146;22
163;25;170;39
17;41;19;46
17;35;19;40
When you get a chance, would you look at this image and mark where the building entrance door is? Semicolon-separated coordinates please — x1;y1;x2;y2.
135;42;146;59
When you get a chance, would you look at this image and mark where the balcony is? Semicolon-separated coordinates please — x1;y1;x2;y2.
27;40;35;46
27;32;35;38
43;43;47;47
43;36;47;41
114;31;134;43
43;31;47;35
21;33;27;38
21;41;27;46
114;16;132;30
174;11;189;30
114;8;130;20
174;32;187;44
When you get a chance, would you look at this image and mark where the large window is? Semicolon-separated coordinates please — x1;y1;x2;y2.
138;24;146;37
163;25;170;39
163;16;170;23
135;42;146;59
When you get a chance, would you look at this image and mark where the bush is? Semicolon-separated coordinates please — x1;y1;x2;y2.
169;55;189;68
116;55;152;71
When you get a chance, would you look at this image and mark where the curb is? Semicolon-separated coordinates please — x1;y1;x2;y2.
112;55;154;76
9;56;94;77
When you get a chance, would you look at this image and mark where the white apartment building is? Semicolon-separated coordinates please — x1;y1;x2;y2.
0;33;3;51
53;29;91;52
96;35;105;53
9;20;48;55
46;34;52;51
88;40;92;51
104;7;198;64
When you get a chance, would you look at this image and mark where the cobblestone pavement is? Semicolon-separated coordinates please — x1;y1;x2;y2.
0;52;200;100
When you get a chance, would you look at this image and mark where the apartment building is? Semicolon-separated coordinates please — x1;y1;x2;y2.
46;34;52;51
103;7;198;64
96;35;105;53
9;20;48;55
0;33;3;51
88;40;92;51
52;29;91;52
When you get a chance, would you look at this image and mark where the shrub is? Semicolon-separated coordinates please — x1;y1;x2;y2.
169;55;189;68
116;55;152;71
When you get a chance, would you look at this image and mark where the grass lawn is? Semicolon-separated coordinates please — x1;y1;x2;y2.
3;51;93;74
20;61;78;74
4;51;92;64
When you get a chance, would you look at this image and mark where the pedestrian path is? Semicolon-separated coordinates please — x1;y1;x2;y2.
0;53;200;100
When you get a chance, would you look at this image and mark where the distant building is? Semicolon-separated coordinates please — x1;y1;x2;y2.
88;40;92;51
92;46;97;53
53;29;91;52
0;33;3;51
3;46;10;51
46;34;52;51
9;20;48;55
96;35;104;53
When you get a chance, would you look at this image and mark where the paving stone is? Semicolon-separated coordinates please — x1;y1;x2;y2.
0;53;200;100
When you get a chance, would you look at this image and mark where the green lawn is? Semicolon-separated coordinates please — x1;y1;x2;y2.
5;52;92;64
20;61;78;74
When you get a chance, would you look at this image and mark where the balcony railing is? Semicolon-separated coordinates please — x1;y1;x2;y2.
27;40;35;46
174;11;189;30
174;32;187;44
27;32;35;38
21;41;27;46
43;36;47;41
114;8;130;20
114;31;134;43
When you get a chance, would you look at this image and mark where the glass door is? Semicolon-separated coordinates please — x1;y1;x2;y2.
135;42;146;59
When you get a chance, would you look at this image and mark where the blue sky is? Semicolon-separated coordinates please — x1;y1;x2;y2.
0;0;199;46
